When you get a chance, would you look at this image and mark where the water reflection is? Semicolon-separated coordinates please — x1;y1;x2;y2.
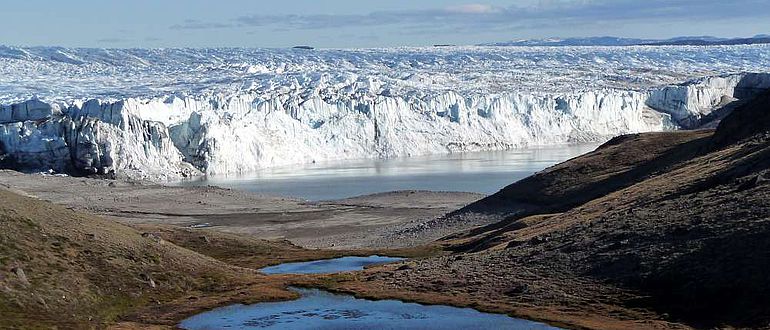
260;256;405;275
180;288;562;330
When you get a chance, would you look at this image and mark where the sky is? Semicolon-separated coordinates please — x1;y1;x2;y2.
1;0;770;48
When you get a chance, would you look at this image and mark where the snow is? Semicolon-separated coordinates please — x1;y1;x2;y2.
1;45;769;180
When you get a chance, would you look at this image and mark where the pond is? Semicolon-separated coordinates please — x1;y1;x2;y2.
260;256;405;275
180;256;561;329
179;287;561;330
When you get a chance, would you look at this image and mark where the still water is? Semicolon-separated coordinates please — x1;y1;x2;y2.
175;144;598;201
179;287;561;330
260;256;405;275
183;254;559;330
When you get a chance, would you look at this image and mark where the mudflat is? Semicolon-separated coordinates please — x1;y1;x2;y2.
0;170;482;249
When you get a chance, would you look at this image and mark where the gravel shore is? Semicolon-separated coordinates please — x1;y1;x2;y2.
0;170;482;249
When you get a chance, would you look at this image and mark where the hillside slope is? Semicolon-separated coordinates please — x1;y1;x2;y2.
334;90;770;329
0;189;305;328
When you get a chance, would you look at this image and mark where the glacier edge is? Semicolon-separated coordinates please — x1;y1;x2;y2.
1;72;769;181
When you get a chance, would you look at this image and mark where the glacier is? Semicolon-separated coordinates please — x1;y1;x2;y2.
1;45;770;180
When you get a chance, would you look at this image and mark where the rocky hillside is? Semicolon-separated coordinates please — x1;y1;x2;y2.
0;189;326;328
337;89;770;329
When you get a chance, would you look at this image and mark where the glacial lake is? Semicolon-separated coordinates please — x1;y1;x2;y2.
175;144;599;201
260;256;405;275
182;256;559;330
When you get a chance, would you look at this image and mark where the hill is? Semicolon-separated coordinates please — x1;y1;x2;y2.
482;35;770;47
643;37;770;46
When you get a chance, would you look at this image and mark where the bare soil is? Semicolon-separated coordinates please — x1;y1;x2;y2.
0;171;481;250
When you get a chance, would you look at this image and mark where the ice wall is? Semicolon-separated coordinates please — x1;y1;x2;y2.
647;73;770;128
1;72;768;180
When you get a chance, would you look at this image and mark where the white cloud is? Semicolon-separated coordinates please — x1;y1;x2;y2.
445;4;501;14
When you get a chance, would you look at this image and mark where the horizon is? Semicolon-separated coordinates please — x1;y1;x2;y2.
2;0;770;48
3;33;769;50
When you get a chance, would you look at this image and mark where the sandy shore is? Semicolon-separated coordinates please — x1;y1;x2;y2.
0;170;482;249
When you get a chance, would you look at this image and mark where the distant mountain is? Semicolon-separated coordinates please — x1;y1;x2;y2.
482;35;770;47
664;35;729;43
480;36;654;47
644;37;770;46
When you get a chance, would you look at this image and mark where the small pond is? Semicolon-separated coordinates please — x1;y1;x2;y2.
179;287;561;330
181;256;561;329
259;256;405;275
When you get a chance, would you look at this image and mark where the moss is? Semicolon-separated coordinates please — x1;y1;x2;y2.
147;253;162;264
95;293;145;324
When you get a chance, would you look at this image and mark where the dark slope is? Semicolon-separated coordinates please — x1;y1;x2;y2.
446;130;712;248
456;131;711;217
712;89;770;147
341;89;770;329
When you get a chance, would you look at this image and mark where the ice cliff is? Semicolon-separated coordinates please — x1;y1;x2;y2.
647;73;770;127
1;46;769;180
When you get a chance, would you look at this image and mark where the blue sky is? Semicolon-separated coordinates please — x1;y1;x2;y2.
2;0;770;48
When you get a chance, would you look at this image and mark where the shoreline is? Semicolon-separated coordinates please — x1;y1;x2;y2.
0;170;484;250
116;248;443;329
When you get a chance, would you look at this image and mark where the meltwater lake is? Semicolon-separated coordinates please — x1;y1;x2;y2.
180;256;561;330
176;144;598;201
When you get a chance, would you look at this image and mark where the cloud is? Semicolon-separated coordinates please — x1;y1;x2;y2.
170;0;770;34
445;4;502;14
170;19;232;30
